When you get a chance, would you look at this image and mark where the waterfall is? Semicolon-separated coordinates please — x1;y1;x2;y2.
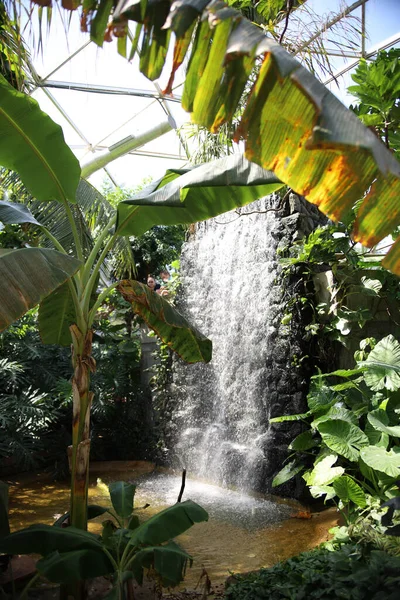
168;194;298;492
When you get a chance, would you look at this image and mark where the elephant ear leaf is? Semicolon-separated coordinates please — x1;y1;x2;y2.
0;249;81;332
117;280;212;364
359;335;400;392
0;74;80;202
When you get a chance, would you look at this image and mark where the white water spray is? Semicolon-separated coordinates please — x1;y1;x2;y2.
171;196;287;491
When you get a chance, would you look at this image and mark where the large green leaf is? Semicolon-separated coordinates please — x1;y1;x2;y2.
0;524;102;555
118;280;212;363
307;384;337;413
0;249;81;332
116;155;283;236
360;446;400;479
311;406;358;429
53;505;109;528
38;282;76;346
360;335;400;392
0;200;41;226
317;420;369;462
303;454;344;486
130;541;192;587
332;475;367;508
128;500;208;547
367;409;400;438
289;430;317;451
36;548;113;583
109;481;136;518
0;74;80;202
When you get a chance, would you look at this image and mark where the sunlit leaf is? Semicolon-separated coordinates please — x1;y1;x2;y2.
0;74;80;202
116;155;283;236
360;446;400;478
332;475;367;508
317;420;369;462
360;335;400;392
113;1;400;274
367;409;400;438
303;454;344;486
128;500;208;547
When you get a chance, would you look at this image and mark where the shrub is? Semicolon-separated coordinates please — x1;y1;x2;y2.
225;544;400;600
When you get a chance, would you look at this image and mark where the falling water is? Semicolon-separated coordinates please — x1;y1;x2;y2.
170;194;292;492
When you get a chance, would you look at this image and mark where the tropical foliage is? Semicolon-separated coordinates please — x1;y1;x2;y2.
0;58;284;539
349;48;400;157
225;543;400;600
271;335;400;533
19;0;400;274
0;480;208;596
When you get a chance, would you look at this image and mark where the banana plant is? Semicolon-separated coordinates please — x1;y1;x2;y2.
0;480;208;597
0;74;283;534
23;0;400;274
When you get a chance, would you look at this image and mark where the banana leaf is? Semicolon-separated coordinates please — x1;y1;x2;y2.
111;1;400;275
0;249;81;332
0;74;80;203
117;280;212;363
116;154;283;236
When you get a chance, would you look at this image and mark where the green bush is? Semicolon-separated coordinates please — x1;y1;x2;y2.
225;544;400;600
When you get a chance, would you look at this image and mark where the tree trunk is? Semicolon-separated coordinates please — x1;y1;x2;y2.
69;325;96;530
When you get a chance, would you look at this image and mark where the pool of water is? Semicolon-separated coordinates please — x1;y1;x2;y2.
7;461;339;586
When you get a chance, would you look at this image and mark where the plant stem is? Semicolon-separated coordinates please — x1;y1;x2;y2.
63;200;84;262
82;232;118;316
88;281;120;328
81;214;117;287
19;571;41;599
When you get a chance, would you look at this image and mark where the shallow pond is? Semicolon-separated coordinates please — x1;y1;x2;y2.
7;461;338;586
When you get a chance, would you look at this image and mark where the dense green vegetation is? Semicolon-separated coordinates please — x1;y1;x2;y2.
0;2;399;598
226;544;400;600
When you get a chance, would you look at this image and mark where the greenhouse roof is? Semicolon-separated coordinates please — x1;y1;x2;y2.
22;0;400;191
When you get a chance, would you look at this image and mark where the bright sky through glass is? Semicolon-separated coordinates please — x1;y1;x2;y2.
24;0;400;192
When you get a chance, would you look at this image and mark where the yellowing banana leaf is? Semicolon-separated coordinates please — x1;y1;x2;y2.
0;249;81;332
112;0;400;275
0;74;80;203
117;280;212;363
116;154;283;236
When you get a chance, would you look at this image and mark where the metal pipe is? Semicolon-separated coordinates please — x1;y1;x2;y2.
80;120;173;178
323;32;400;85
34;79;183;102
